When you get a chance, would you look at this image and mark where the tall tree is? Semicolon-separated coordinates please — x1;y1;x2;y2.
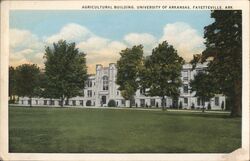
139;41;184;110
44;40;88;107
9;66;16;103
201;10;242;117
15;64;41;107
190;71;216;111
116;45;144;107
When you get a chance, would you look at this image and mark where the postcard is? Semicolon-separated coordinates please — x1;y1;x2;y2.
0;0;249;161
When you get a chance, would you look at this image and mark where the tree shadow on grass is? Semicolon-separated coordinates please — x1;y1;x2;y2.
154;111;234;119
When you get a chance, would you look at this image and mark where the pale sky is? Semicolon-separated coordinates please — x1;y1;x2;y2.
10;10;214;74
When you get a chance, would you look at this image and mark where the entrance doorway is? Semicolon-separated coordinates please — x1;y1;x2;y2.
101;96;106;105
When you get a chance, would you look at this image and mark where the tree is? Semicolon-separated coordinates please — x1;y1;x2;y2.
116;45;144;107
190;72;215;111
44;40;88;107
9;66;16;103
139;41;184;110
202;10;242;117
15;64;41;107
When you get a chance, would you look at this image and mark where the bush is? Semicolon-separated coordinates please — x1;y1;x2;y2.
179;101;183;109
86;100;91;106
191;103;195;109
108;99;116;107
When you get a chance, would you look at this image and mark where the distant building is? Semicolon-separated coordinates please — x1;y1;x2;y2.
19;63;225;110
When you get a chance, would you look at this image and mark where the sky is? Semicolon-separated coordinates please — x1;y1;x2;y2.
10;10;214;74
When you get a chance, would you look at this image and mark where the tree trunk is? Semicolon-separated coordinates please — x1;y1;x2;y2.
231;79;242;117
202;98;205;112
29;97;32;107
161;96;165;111
60;97;64;107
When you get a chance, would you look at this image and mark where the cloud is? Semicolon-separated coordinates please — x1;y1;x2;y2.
46;23;93;44
124;33;157;55
10;22;205;73
159;22;205;61
10;28;45;67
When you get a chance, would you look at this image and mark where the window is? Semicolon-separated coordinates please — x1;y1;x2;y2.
87;80;92;87
72;100;76;106
51;100;55;105
121;99;125;105
21;100;24;104
184;98;188;104
196;69;203;74
80;100;83;106
117;91;119;95
36;100;38;105
140;99;145;107
44;100;47;105
182;71;188;80
140;89;145;95
103;76;109;90
183;84;188;94
28;100;31;105
87;90;92;97
215;97;219;106
150;99;156;107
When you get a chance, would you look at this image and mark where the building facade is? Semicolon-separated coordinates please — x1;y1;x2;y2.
19;63;225;110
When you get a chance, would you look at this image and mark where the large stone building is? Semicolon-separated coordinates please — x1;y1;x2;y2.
19;63;225;110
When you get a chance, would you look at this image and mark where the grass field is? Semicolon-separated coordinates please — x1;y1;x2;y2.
9;106;241;153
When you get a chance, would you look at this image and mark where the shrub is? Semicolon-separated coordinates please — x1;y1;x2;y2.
86;100;91;106
191;103;195;109
108;99;116;107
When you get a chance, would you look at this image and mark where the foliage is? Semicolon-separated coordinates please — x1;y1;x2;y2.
43;40;88;107
116;45;144;107
190;72;215;108
9;66;16;103
108;99;116;107
15;64;41;107
191;103;195;109
139;41;184;110
200;10;242;117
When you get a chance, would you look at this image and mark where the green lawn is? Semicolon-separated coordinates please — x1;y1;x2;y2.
9;106;241;153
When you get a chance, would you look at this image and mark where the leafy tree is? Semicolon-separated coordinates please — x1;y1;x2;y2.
15;64;41;107
44;40;88;107
190;72;215;111
9;66;16;103
139;41;184;110
116;45;144;107
201;10;242;117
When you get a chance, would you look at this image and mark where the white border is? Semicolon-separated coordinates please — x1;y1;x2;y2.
0;1;249;161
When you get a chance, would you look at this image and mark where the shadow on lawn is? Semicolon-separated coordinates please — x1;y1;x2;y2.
155;111;233;119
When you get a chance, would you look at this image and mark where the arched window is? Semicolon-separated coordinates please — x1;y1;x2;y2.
103;76;109;90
